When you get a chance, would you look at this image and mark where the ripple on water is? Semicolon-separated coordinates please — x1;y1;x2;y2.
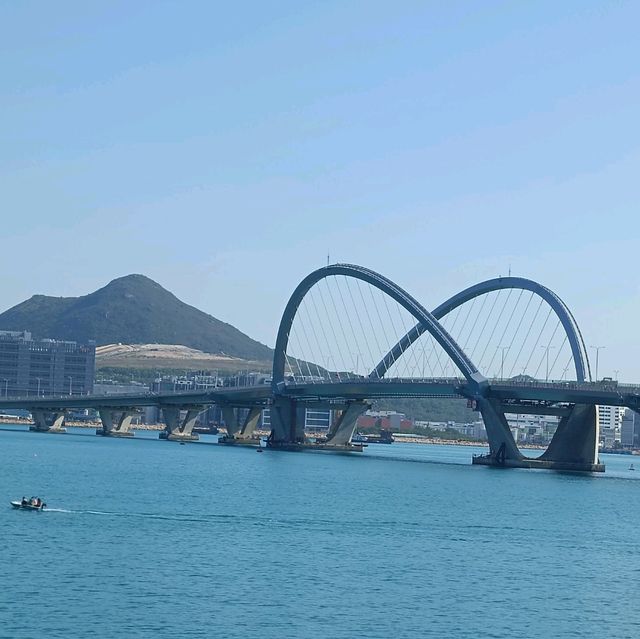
0;430;639;638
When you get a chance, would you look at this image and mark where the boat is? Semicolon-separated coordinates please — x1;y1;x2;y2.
352;429;395;444
629;464;635;471
10;497;46;511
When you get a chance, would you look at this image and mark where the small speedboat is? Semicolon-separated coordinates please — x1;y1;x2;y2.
11;498;46;511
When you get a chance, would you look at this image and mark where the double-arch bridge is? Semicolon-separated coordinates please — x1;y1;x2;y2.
2;263;639;472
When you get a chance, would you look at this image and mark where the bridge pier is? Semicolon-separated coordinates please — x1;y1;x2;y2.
238;406;262;440
220;405;240;439
268;397;306;445
475;398;523;464
217;405;262;446
473;400;604;472
159;406;201;441
96;408;137;437
325;401;369;446
537;403;603;471
29;409;67;433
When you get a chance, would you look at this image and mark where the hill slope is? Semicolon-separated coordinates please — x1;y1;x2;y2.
0;274;273;361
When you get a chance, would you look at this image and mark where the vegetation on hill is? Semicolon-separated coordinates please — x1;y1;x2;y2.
0;274;273;361
372;397;477;423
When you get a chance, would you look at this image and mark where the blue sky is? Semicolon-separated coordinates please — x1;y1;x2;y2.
1;1;639;379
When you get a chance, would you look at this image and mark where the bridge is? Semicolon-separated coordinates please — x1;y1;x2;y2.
2;263;639;472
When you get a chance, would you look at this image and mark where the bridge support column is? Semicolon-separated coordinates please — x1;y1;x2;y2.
268;397;305;445
96;408;137;437
237;407;262;440
29;409;67;433
217;406;263;445
221;405;240;438
325;401;369;446
475;398;522;465
538;404;603;471
473;400;604;472
159;406;201;441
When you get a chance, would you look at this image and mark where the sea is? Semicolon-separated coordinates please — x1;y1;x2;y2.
0;425;639;639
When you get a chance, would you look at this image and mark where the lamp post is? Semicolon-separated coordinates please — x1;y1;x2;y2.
3;378;7;397
420;345;432;378
351;352;361;377
36;377;41;397
498;346;510;380
540;345;556;382
68;376;73;396
590;345;605;382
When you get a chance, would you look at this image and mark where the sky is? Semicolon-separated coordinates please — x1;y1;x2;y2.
1;1;639;380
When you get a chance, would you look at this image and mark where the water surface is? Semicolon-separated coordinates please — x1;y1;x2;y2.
1;426;638;638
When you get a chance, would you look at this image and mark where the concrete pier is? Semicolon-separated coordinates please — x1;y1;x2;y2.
472;453;605;472
29;410;67;433
159;406;202;441
96;408;137;437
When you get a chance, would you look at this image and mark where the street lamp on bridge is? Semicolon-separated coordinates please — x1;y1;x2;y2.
498;346;510;380
590;345;605;382
540;345;556;381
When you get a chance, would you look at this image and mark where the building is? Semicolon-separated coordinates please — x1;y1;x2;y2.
356;410;414;432
621;409;640;449
598;405;626;447
0;330;95;398
505;413;559;445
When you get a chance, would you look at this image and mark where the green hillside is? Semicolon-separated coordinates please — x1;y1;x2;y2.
0;274;273;361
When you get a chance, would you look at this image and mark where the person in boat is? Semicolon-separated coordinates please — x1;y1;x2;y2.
21;496;27;506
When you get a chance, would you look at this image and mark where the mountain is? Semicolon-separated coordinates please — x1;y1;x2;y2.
0;274;273;362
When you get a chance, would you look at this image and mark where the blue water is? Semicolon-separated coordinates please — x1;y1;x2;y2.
1;426;639;639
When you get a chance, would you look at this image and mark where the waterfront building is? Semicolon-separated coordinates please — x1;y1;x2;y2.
621;409;640;449
0;330;95;398
505;413;559;444
598;405;625;447
357;410;413;431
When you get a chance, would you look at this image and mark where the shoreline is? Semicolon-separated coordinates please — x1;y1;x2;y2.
1;418;636;453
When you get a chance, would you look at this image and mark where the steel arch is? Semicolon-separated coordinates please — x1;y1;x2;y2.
271;264;485;391
371;276;591;382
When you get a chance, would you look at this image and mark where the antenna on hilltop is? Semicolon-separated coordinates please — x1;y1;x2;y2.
508;263;511;277
327;251;330;266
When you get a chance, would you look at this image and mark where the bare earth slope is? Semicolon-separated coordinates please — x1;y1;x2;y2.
95;343;271;372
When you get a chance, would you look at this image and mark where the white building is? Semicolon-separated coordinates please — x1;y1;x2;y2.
505;413;559;444
597;405;625;447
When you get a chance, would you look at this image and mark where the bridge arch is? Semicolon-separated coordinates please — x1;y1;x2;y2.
371;276;591;382
272;264;485;391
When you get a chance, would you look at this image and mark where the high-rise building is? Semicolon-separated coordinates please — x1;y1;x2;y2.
0;330;95;398
598;405;626;447
621;409;640;449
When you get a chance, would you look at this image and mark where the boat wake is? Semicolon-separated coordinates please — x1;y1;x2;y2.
40;508;246;523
